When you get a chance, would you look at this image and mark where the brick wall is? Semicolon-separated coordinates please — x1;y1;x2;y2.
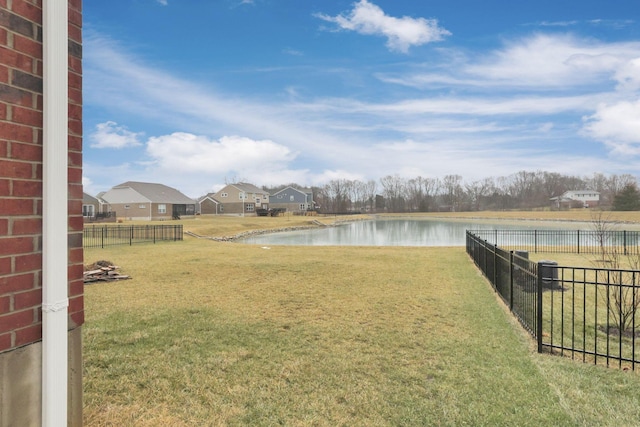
0;0;83;353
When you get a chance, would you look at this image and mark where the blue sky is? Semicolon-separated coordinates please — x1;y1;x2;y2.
83;0;640;198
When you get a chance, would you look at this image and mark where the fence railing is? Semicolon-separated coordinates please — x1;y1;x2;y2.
467;231;640;370
84;225;183;248
468;229;640;255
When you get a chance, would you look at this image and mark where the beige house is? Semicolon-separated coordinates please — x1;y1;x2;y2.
101;181;196;220
210;183;270;215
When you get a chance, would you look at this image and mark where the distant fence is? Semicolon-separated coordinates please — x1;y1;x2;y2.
467;231;640;370
84;225;183;248
468;229;640;255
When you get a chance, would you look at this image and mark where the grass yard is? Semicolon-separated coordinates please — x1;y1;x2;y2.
83;215;640;426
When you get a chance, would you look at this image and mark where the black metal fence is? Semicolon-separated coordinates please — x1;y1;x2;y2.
84;225;183;248
467;231;640;370
469;229;640;255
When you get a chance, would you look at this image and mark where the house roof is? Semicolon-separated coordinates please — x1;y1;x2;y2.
83;192;99;204
228;182;268;194
103;181;195;204
271;186;312;197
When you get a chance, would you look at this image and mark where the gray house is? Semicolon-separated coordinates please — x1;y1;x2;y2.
269;186;315;213
101;181;195;220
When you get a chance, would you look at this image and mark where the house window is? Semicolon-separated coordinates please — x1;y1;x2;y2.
299;204;306;211
290;195;295;201
158;204;167;214
221;192;228;198
246;203;254;212
124;204;130;209
220;205;224;212
139;204;146;209
82;204;95;217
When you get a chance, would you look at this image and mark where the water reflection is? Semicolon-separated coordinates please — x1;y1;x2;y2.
239;219;553;247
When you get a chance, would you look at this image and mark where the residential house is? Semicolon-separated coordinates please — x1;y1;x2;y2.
197;193;223;215
269;186;315;214
101;181;196;220
210;183;270;215
550;190;600;209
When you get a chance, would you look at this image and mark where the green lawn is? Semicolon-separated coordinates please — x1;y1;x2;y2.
83;217;640;426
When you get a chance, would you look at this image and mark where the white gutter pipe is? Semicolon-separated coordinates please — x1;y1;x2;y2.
42;1;69;426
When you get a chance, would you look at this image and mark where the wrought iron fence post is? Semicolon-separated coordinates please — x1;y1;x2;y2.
509;251;514;310
536;261;544;353
624;230;627;255
577;230;580;254
130;226;133;246
534;230;538;253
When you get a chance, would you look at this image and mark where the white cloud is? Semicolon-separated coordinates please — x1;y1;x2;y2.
379;34;640;90
315;0;450;53
90;121;143;149
156;0;168;5
146;133;296;173
583;100;640;154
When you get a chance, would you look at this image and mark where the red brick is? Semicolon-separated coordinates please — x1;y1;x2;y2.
68;7;81;27
11;0;43;26
0;46;32;72
67;167;81;184
14;323;41;346
0;272;34;294
0;295;10;313
13;32;41;58
11;217;41;235
68;71;81;90
68;54;81;73
69;310;83;328
0;102;6;120
13;287;41;310
0;218;8;235
0;179;8;197
0;198;35;215
68;135;81;151
68;294;82;313
69;0;82;13
0;65;8;83
0;27;7;46
11;105;42;127
67;199;81;215
68;247;82;264
0;309;34;333
0;333;11;352
67;263;82;280
14;252;41;273
0;257;10;275
0;159;33;179
68;118;81;135
0;140;6;157
67;150;81;167
68;277;83;297
0;83;32;106
68;214;83;232
12;179;41;197
68;87;81;105
0;122;33;144
67;231;81;249
68;103;81;121
10;141;42;162
0;236;33;255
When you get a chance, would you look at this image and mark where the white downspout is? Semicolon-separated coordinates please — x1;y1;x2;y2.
42;1;69;426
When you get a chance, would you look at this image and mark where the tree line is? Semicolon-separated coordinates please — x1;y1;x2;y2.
265;171;640;213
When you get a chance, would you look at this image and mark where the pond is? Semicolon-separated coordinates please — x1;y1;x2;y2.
238;218;580;247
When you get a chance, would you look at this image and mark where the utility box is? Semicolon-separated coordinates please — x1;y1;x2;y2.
538;260;558;288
